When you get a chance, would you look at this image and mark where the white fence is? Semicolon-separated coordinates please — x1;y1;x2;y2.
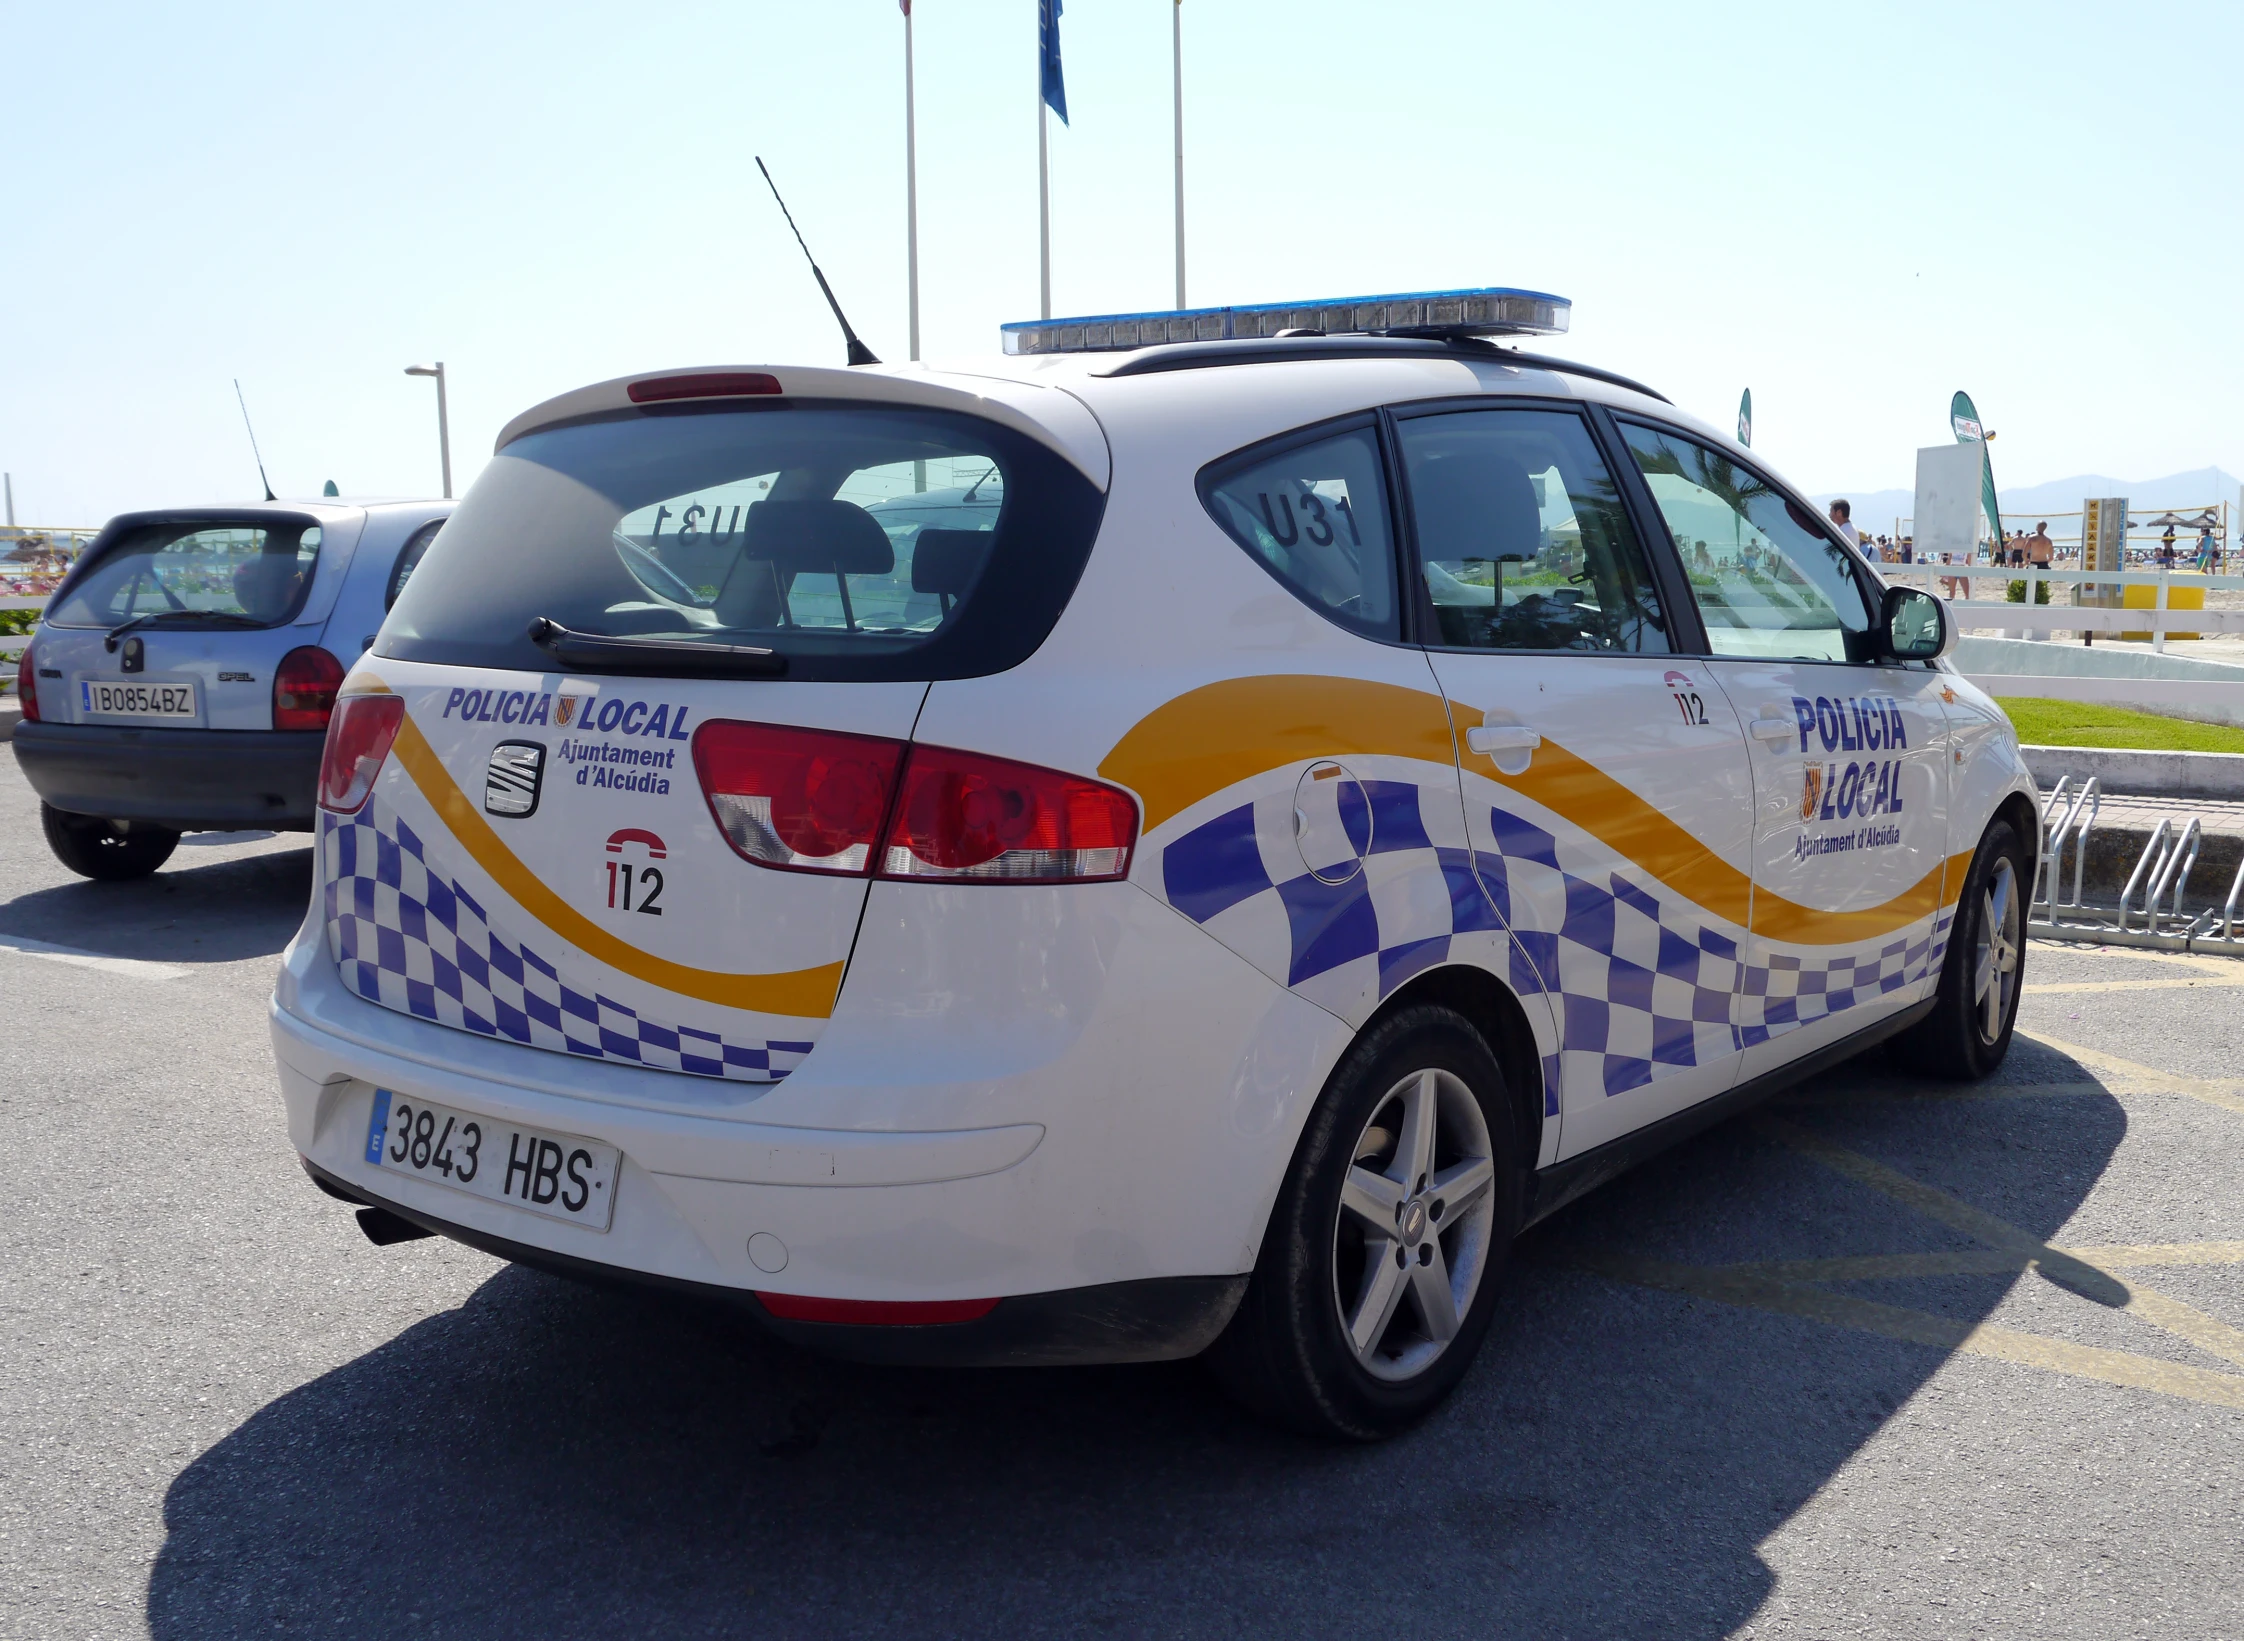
1884;565;2244;650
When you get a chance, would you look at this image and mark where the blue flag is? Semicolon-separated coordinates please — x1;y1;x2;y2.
1040;0;1068;124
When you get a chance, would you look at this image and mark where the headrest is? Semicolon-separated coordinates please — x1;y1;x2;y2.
741;499;895;578
1410;452;1542;563
910;529;991;596
232;554;302;620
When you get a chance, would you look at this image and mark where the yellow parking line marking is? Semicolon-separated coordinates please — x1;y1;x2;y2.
1782;1077;2115;1108
1565;1248;2244;1413
2029;944;2243;976
2015;1030;2244;1117
2026;977;2244;994
1729;1241;2244;1284
1759;1116;2244;1372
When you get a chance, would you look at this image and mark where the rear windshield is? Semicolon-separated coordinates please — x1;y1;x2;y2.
47;521;323;629
379;402;1106;682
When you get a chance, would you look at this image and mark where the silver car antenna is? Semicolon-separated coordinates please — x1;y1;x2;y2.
233;379;276;502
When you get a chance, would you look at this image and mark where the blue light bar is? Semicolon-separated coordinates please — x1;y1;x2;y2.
1000;285;1570;356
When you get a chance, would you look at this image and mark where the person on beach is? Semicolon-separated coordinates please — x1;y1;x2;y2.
2026;522;2054;567
1827;498;1858;546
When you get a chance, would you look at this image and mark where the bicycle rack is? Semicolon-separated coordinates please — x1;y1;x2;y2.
2116;816;2200;934
2035;776;2100;919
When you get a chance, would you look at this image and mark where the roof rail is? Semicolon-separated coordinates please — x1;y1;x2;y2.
1092;334;1671;403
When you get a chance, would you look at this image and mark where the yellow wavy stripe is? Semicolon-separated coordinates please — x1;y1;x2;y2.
388;714;843;1020
1098;674;1458;834
1488;737;1971;944
1099;675;1966;948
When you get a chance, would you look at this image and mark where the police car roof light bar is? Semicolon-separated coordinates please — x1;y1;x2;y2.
1000;285;1570;356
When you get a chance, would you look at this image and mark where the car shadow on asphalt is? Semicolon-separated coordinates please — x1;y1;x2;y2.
146;1043;2123;1640
0;844;313;965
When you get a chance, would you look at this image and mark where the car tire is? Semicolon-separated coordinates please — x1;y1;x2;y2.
40;804;180;882
1206;1003;1525;1440
1888;816;2028;1081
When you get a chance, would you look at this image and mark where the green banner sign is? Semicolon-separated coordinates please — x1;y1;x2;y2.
1737;388;1752;448
1950;390;2002;547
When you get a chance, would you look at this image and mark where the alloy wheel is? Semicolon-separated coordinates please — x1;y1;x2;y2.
1973;855;2021;1044
1331;1067;1498;1382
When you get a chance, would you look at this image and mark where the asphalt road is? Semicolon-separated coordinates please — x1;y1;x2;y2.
2;746;2241;1640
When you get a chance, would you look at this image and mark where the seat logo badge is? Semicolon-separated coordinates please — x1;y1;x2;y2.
485;741;546;818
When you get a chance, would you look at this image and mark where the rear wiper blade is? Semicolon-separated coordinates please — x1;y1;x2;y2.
527;617;788;678
105;611;266;649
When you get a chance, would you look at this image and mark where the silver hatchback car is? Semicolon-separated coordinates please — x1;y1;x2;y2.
15;500;449;878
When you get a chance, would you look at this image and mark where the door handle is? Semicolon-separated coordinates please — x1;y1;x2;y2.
1465;725;1542;756
1750;716;1796;745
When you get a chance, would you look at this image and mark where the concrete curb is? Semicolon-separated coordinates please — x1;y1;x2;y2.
2021;744;2244;801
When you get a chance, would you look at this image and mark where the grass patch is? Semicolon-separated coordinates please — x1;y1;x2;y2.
1998;697;2244;753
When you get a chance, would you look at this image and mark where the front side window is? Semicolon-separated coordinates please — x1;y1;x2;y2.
1200;423;1398;639
48;522;323;629
1396;407;1669;653
1619;422;1872;662
380;403;1104;682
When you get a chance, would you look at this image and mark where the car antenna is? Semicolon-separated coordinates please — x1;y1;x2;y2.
233;379;277;502
754;156;880;368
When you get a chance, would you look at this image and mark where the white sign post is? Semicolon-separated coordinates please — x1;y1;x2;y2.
1914;443;1986;576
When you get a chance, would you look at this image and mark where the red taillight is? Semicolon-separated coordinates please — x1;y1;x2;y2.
627;372;782;403
755;1293;1000;1325
318;694;405;814
274;646;347;732
692;720;906;874
15;643;36;723
691;721;1140;883
884;744;1137;882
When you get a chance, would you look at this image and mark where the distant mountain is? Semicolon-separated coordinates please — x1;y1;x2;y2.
1812;468;2240;534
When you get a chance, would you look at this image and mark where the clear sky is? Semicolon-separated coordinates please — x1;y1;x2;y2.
9;0;2241;526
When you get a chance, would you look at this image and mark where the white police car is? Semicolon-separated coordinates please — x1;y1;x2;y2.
270;288;2034;1438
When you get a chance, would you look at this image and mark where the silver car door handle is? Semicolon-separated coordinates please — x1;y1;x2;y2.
1465;725;1542;755
1750;716;1796;745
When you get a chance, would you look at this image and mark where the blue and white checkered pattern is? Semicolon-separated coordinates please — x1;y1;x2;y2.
1476;804;1951;1098
1159;781;1951;1110
1161;776;1506;1012
321;803;811;1083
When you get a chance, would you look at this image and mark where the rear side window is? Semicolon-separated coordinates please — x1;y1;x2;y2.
47;522;323;630
386;519;443;610
1199;423;1398;640
380;403;1103;682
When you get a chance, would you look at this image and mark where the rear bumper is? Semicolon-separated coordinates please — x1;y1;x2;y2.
302;1156;1243;1366
13;720;323;830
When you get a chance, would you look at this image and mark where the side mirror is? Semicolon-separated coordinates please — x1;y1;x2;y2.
1881;584;1955;661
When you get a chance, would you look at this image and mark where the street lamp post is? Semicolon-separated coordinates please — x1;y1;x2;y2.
404;363;452;499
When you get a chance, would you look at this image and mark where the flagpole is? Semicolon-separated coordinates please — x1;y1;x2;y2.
1037;43;1051;319
1172;0;1186;309
903;1;919;362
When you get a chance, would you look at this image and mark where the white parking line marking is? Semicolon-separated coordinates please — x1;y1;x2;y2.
0;932;190;980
